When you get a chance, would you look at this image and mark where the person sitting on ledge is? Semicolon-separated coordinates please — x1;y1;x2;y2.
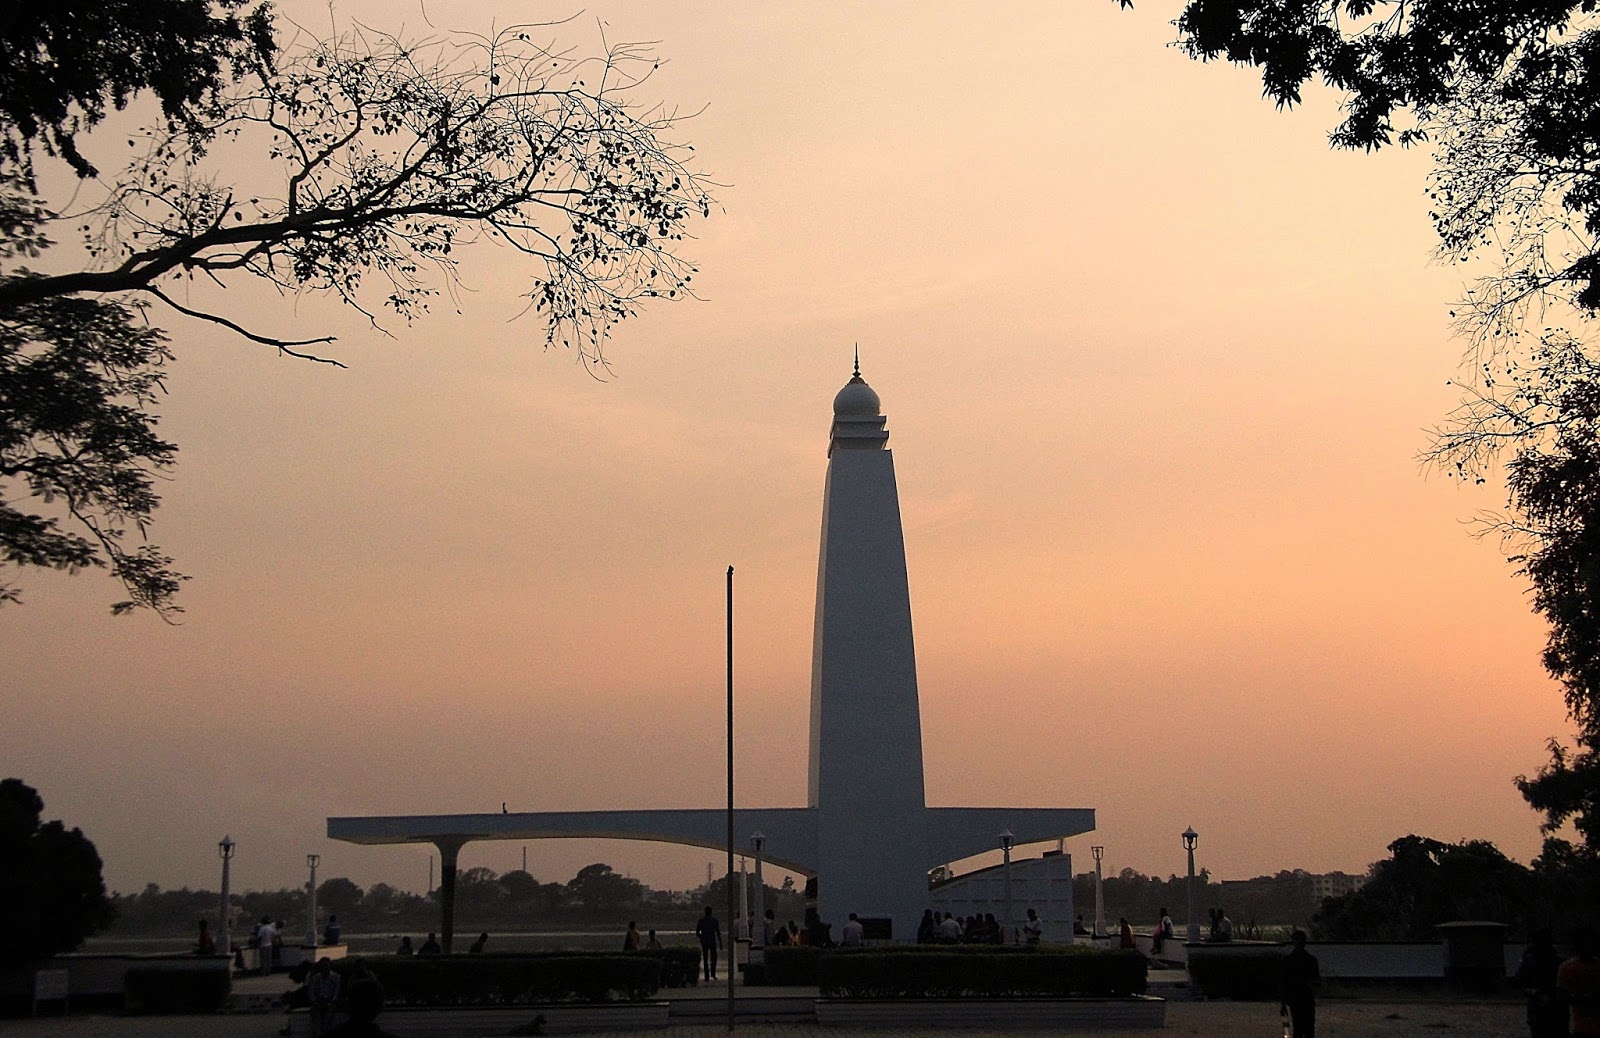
324;974;397;1038
395;936;413;956
468;932;489;954
323;915;342;946
418;933;441;956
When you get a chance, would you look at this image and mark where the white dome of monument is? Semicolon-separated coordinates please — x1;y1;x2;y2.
833;372;880;417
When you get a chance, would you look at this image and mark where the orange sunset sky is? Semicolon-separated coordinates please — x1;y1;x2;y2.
2;0;1574;899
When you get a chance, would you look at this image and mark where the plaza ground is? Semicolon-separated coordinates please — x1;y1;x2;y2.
7;994;1527;1038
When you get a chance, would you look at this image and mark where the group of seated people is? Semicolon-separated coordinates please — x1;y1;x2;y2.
916;910;1007;944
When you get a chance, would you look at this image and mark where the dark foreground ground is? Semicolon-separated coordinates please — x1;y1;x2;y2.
5;998;1526;1038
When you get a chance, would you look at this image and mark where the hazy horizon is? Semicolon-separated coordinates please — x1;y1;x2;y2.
3;1;1572;901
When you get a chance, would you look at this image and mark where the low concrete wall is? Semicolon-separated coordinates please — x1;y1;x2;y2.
1186;940;1530;981
46;954;230;998
814;996;1166;1029
286;1002;671;1037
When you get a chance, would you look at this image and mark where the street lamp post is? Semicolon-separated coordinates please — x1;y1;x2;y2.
1091;845;1105;939
750;833;767;957
306;854;321;948
217;836;235;957
1182;828;1200;944
999;830;1014;942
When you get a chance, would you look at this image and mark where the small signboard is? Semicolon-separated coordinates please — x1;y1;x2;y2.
32;968;69;1016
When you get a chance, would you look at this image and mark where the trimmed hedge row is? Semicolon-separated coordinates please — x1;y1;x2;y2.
815;948;1147;998
642;947;702;988
338;954;662;1005
760;946;822;985
124;967;232;1014
1186;950;1285;1000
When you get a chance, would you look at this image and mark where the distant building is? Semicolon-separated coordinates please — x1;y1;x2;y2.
1309;871;1365;900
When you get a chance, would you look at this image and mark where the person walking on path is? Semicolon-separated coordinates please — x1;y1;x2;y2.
695;906;722;981
1280;929;1320;1038
1561;927;1600;1037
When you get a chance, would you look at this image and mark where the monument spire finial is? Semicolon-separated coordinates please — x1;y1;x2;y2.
853;344;860;379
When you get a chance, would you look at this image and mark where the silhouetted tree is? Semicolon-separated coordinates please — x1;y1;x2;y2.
1312;835;1533;940
567;863;644;916
0;778;114;968
0;0;273;186
0;5;713;614
316;877;364;920
1146;1;1600;846
499;869;538;904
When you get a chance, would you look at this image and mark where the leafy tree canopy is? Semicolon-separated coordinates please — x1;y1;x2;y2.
1312;834;1533;940
0;778;115;968
316;876;363;918
0;4;713;614
0;0;274;185
1131;0;1600;850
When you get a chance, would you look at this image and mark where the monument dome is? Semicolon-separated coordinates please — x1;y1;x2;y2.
833;372;881;417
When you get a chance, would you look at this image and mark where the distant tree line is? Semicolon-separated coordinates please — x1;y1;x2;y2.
1070;866;1323;934
1075;832;1600;943
1312;834;1600;942
106;862;806;938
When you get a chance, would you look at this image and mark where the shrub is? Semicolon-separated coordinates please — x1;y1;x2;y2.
816;947;1146;998
762;946;821;986
337;954;661;1005
1186;949;1284;1000
639;947;700;987
123;967;231;1014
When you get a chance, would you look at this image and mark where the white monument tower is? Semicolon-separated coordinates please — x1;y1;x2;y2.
809;359;929;932
328;365;1095;947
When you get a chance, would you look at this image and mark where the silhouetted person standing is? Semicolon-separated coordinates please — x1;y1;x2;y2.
308;957;342;1038
696;906;721;980
1280;929;1320;1038
256;916;277;974
1517;928;1567;1038
1561;927;1600;1038
195;919;215;956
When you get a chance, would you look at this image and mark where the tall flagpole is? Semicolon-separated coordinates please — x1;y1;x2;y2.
726;565;736;1030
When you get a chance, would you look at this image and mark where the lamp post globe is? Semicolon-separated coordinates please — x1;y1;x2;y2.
1182;828;1200;944
217;836;236;957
